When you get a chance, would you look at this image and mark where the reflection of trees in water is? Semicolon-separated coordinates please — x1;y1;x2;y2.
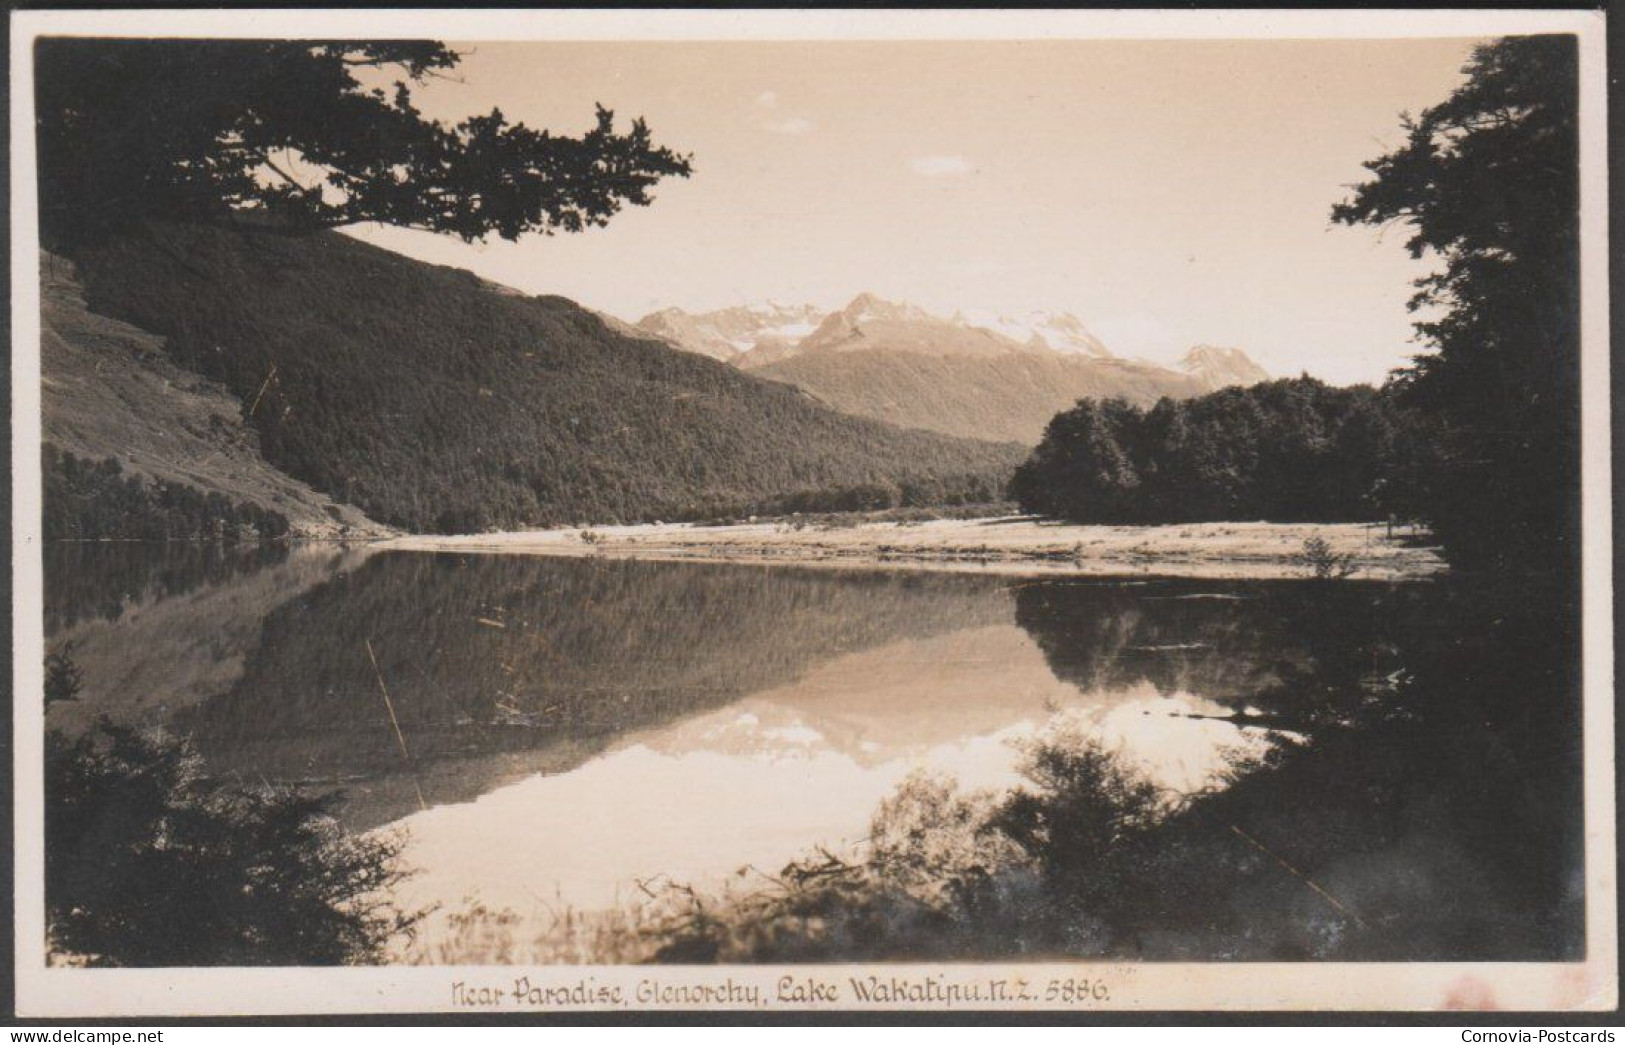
1012;578;1418;730
45;541;289;634
182;553;1013;817
1009;576;1581;960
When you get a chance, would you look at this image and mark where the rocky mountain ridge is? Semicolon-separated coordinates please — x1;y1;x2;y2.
637;293;1265;391
635;293;1270;443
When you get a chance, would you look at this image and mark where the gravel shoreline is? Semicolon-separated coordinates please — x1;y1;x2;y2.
383;517;1444;582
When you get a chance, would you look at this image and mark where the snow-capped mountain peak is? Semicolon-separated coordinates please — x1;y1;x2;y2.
636;298;1264;392
1178;345;1271;391
635;302;825;363
794;294;1039;360
952;308;1112;358
839;292;931;325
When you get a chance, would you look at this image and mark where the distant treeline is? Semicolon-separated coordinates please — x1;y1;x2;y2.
43;445;290;541
1010;377;1430;524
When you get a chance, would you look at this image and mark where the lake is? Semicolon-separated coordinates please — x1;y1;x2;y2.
42;541;1581;962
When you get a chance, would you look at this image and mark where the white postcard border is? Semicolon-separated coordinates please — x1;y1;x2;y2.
9;7;1615;1016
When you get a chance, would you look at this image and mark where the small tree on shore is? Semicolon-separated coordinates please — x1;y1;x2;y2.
1298;535;1358;581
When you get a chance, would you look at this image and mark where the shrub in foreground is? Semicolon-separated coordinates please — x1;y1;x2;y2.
47;721;422;966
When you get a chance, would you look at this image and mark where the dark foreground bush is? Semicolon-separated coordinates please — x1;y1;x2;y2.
47;721;422;966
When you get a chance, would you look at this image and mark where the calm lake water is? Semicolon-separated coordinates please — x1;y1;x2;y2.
44;541;1581;961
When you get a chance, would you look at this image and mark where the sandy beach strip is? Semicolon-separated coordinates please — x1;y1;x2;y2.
380;517;1445;582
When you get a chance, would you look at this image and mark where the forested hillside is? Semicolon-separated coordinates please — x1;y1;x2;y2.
41;252;387;538
63;223;1024;532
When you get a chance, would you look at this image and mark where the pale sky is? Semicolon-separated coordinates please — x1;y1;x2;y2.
345;38;1482;385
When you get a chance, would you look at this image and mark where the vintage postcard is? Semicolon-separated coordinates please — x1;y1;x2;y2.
8;8;1616;1017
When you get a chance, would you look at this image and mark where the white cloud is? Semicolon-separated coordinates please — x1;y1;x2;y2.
909;155;974;177
754;91;778;109
763;117;813;135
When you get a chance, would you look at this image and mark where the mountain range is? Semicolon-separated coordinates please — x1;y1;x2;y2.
633;295;1268;444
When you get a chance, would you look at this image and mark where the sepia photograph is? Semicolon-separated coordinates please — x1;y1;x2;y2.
8;7;1615;1017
